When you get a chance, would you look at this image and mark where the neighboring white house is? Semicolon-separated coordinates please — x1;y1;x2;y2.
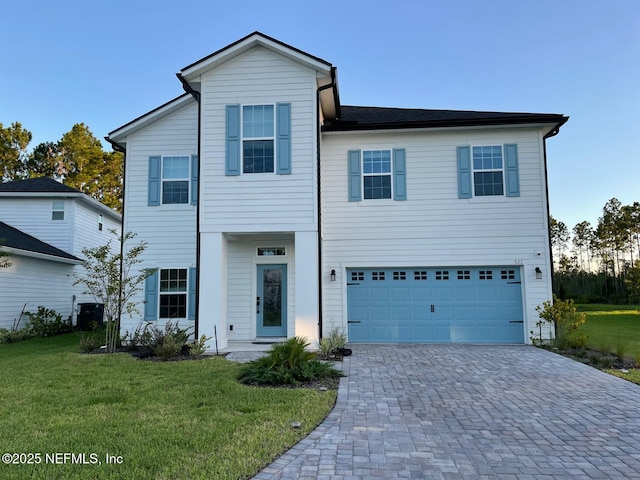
107;32;568;350
0;177;122;329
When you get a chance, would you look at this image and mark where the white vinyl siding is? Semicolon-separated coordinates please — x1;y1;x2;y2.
199;46;317;233
119;99;198;333
321;126;554;342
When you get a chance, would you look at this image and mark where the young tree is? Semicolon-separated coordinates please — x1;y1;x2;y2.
73;230;155;353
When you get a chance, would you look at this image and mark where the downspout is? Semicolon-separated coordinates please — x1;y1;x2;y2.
542;119;568;298
104;137;126;338
177;73;202;338
316;67;338;340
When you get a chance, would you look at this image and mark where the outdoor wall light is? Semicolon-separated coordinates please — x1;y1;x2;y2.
330;269;336;281
535;267;542;280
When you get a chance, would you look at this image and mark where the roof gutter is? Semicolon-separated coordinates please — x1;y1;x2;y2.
315;66;338;341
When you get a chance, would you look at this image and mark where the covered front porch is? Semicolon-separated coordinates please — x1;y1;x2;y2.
198;230;319;351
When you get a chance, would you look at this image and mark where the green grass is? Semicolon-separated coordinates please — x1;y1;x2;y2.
576;304;640;362
605;368;640;384
0;334;337;480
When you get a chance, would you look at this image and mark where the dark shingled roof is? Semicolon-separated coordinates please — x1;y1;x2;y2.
0;221;80;262
323;105;568;132
0;177;79;193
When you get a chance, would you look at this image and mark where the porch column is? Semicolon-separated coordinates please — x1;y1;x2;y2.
294;231;319;346
199;232;228;351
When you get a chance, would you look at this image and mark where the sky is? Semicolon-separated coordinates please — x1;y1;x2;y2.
1;0;638;231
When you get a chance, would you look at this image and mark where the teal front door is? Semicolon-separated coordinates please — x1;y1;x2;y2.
256;264;287;337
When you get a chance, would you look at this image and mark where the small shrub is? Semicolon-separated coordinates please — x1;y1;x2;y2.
238;337;343;387
535;295;587;349
24;306;73;337
79;329;105;353
188;335;211;356
318;328;347;360
153;334;184;361
0;327;33;344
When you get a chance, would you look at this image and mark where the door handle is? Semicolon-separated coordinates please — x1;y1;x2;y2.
256;296;260;314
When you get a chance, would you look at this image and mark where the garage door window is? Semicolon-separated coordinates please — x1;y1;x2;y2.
457;270;471;280
479;270;493;280
501;270;516;280
435;270;449;280
414;271;428;280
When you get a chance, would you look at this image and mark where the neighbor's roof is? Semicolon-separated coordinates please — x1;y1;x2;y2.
0;221;81;263
0;177;121;220
0;177;79;193
324;106;569;135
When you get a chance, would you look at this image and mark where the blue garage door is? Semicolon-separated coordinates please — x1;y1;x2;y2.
347;267;524;343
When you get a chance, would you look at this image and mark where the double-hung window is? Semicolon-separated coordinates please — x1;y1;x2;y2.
148;155;197;207
159;268;187;319
225;103;291;176
348;148;406;202
243;105;274;174
162;156;190;204
363;150;392;199
457;144;519;199
52;201;65;220
472;146;504;196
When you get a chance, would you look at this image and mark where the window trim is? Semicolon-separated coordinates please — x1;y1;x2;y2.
472;145;505;197
362;149;393;200
242;104;276;175
161;155;191;205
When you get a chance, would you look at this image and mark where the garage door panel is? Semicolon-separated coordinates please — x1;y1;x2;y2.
347;267;524;343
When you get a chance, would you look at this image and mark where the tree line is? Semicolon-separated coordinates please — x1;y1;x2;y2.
0;121;122;212
550;198;640;304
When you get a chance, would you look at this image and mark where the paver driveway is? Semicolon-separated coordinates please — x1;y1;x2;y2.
254;344;640;479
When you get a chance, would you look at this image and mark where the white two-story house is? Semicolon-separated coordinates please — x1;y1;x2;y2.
107;32;567;350
0;177;121;329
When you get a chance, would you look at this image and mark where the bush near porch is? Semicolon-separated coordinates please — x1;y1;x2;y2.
0;334;337;480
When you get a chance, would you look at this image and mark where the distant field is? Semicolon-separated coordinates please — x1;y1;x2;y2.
576;304;640;360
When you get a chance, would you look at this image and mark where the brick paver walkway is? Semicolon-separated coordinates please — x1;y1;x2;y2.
252;344;640;479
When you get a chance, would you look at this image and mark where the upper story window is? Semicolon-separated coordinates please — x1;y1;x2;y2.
52;201;65;220
472;146;504;196
457;144;519;199
225;103;291;176
243;105;274;174
148;155;197;207
363;150;392;200
348;148;406;202
162;156;190;204
98;214;103;231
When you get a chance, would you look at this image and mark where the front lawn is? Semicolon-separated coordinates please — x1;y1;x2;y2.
0;334;337;480
576;304;640;359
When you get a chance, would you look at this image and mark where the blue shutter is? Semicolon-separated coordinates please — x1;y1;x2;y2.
226;105;240;176
348;150;361;202
144;271;158;321
190;154;198;206
188;267;197;321
148;156;161;206
276;103;291;174
504;144;520;197
457;146;472;199
393;149;407;201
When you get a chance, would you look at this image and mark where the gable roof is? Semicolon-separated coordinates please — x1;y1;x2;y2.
180;31;333;80
0;177;121;221
0;221;81;264
324;106;568;136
